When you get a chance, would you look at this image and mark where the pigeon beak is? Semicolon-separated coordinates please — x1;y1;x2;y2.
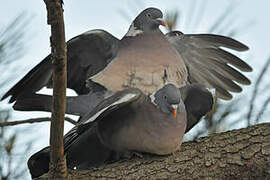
156;18;167;27
173;109;177;118
171;104;178;118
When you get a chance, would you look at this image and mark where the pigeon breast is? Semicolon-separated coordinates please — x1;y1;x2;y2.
92;32;188;94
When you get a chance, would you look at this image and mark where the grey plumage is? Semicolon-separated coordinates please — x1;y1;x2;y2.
3;7;251;178
14;89;112;117
165;31;252;100
28;84;188;178
2;8;172;103
91;8;187;94
2;8;251;103
1;30;119;102
179;84;213;132
14;84;213;132
27;84;213;178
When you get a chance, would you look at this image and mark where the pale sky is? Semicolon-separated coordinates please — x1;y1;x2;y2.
1;0;270;178
1;0;270;70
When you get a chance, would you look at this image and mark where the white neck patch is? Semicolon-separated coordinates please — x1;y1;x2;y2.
149;92;157;106
125;22;143;37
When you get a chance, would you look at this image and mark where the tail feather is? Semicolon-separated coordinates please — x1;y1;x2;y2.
13;90;111;117
13;94;52;113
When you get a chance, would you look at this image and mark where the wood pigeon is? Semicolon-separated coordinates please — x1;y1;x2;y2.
1;7;251;104
28;84;211;178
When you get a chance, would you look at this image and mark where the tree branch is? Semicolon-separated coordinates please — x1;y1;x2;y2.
0;117;76;127
43;0;67;178
35;123;270;179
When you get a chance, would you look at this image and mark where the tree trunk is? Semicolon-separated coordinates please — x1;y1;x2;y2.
43;0;67;178
35;123;270;179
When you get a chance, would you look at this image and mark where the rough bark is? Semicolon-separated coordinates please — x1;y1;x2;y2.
43;0;67;178
35;123;270;180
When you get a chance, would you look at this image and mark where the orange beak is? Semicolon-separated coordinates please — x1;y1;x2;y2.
173;109;177;118
157;18;167;27
161;20;167;27
171;104;178;119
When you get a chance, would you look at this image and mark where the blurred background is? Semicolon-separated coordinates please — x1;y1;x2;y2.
0;0;269;179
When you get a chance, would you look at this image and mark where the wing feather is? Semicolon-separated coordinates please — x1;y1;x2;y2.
166;31;252;100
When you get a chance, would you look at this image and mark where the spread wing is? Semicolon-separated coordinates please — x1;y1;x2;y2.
166;31;252;100
2;29;119;102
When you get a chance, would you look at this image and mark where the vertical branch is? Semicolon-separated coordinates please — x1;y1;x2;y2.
43;0;67;178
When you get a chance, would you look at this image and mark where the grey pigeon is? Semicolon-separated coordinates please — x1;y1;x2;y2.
27;84;189;178
1;8;171;103
1;7;251;104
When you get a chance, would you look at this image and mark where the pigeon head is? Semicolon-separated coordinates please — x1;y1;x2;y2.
134;7;166;31
126;8;166;36
151;83;184;117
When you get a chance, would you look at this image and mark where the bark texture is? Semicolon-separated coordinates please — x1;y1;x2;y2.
43;0;67;178
35;123;270;180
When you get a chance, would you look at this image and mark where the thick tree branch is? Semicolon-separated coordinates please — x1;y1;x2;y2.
43;0;67;178
0;117;76;127
35;123;270;179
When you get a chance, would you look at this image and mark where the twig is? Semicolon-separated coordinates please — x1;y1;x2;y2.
0;117;76;127
255;95;270;123
247;57;270;126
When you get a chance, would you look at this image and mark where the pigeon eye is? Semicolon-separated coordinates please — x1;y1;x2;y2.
164;95;167;99
146;13;151;18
